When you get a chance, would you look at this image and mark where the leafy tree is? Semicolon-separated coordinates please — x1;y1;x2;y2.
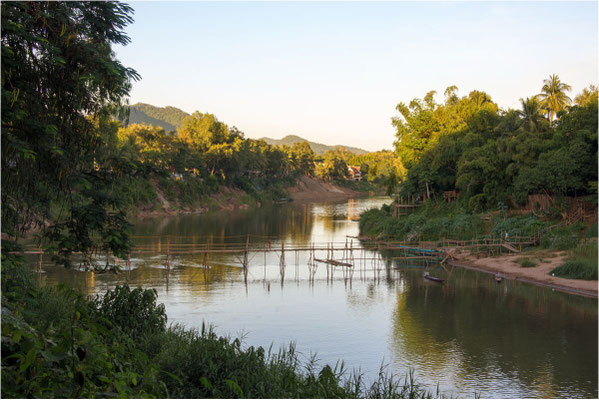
393;86;497;169
288;141;316;176
1;1;139;264
538;74;572;122
178;112;231;153
517;96;548;134
393;79;597;211
315;151;348;182
574;84;598;107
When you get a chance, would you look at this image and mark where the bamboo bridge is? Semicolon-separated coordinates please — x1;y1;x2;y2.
21;232;543;280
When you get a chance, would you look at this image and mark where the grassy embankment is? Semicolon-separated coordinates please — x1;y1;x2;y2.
113;174;295;216
1;245;437;399
335;179;380;194
359;200;598;280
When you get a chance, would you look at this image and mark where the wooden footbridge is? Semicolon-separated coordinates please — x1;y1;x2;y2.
21;231;543;279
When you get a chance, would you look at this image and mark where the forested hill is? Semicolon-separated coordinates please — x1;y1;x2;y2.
127;103;190;132
125;104;370;155
260;135;369;155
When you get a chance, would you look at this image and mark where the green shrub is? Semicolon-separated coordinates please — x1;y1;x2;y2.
1;263;166;398
540;223;584;250
585;222;598;239
359;202;484;241
92;284;167;340
551;260;598;280
551;242;598;280
491;214;547;238
515;257;538;268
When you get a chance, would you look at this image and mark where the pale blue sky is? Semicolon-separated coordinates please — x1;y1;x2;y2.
115;1;597;151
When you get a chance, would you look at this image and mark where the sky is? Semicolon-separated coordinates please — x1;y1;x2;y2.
114;1;598;151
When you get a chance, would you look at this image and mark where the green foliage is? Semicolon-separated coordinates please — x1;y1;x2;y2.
114;176;158;210
359;201;484;241
393;78;597;212
1;1;138;261
92;284;167;340
127;103;189;132
574;85;598;107
551;259;598;280
538;74;572;122
552;241;598;280
316;150;350;182
1;261;165;398
490;214;548;238
348;151;404;184
261;135;368;155
586;222;598;239
515;257;538;268
540;223;585;251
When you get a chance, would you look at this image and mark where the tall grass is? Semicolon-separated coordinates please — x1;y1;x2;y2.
359;202;485;241
551;242;598;280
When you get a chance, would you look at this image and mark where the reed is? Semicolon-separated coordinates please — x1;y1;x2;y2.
551;242;598;280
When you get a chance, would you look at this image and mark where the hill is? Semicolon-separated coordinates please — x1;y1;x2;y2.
260;135;369;155
123;105;369;155
125;103;189;132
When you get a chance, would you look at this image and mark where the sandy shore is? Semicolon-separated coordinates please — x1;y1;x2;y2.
448;247;598;298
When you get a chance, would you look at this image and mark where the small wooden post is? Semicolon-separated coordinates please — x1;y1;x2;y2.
280;241;285;283
243;234;249;270
166;238;171;270
37;247;42;273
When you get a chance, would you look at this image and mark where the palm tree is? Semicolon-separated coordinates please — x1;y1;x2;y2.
495;109;522;136
517;96;547;134
538;74;572;122
574;84;598;106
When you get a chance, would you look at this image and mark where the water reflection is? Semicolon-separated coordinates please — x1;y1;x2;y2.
392;268;598;398
27;196;597;398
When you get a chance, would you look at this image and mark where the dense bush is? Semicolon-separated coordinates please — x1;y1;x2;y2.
551;261;598;280
1;246;166;398
515;257;538;268
540;223;585;250
551;242;598;280
359;202;485;241
92;284;167;340
490;214;548;238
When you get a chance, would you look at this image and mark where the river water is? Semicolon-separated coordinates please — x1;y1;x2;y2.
33;197;598;398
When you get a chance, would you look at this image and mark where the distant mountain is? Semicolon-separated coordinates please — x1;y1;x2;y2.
123;105;369;155
260;135;369;155
125;103;189;132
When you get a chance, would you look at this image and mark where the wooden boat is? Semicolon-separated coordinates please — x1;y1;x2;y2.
424;272;445;283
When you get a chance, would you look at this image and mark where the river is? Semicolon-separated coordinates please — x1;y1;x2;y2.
32;196;598;398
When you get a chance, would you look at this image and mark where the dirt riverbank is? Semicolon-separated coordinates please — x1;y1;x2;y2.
287;176;363;201
136;185;255;218
136;177;364;218
447;247;598;298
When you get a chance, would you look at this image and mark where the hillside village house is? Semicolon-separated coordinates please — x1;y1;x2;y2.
347;166;362;181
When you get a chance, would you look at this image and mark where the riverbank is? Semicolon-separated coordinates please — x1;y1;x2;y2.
447;247;598;298
135;176;367;217
287;176;365;202
136;184;259;218
359;201;598;297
